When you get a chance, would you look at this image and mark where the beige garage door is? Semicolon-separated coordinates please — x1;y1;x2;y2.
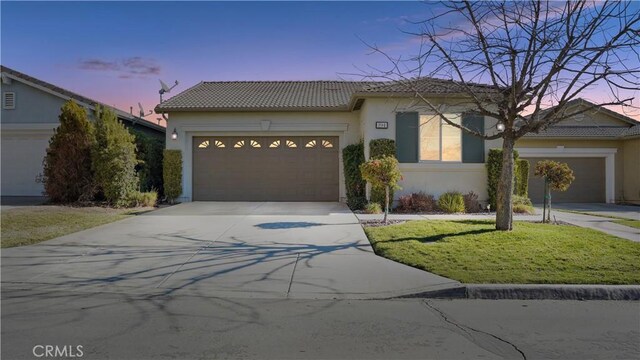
524;157;605;203
193;136;339;201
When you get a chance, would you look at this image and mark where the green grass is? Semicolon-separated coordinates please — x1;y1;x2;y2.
613;219;640;229
0;206;148;248
364;220;640;284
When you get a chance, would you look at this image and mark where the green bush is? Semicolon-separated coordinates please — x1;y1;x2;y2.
364;202;382;214
486;149;519;209
132;130;165;195
125;190;158;207
41;100;96;203
369;139;397;207
342;141;367;210
438;191;466;213
513;204;535;214
515;159;530;197
360;156;402;223
163;149;183;203
92;106;139;206
512;195;533;207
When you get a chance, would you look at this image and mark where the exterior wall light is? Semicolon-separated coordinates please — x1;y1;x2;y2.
496;122;506;131
171;128;178;140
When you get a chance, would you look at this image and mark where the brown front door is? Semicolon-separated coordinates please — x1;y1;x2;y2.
192;136;339;201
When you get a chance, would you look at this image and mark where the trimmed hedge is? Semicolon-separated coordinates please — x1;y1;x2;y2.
369;139;397;207
342;141;367;210
515;159;530;197
132;130;165;195
486;149;520;209
163;150;183;203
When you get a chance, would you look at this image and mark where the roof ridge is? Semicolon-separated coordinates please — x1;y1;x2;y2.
201;80;373;84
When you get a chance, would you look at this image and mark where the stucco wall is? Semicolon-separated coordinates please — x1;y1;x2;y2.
358;97;502;201
622;138;640;204
1;80;66;124
166;111;361;202
515;139;625;201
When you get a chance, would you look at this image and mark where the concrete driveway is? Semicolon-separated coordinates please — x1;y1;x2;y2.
1;202;459;299
552;203;639;220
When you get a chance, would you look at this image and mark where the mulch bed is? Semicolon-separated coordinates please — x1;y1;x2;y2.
359;219;407;227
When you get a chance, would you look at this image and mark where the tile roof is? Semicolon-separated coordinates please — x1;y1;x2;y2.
1;65;165;133
156;81;372;112
523;126;630;138
155;77;501;112
622;124;640;138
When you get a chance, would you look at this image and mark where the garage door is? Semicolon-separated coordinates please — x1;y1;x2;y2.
523;157;605;203
193;136;339;201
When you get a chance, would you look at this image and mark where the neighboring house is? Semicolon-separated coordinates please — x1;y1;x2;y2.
156;79;639;204
517;99;640;204
1;66;165;197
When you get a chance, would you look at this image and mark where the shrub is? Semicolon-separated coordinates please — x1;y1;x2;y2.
41;100;96;203
515;159;530;197
364;202;382;214
512;195;533;207
92;106;140;206
438;191;465;213
463;191;482;213
163;149;183;203
132;130;165;195
513;204;535;214
396;192;437;213
369;139;397;208
486;149;519;209
342;141;366;210
360;156;402;223
125;190;158;207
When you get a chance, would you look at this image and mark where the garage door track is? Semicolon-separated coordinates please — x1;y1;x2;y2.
1;202;459;299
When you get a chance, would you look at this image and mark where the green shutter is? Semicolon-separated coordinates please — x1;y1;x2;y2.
395;112;419;163
462;113;485;163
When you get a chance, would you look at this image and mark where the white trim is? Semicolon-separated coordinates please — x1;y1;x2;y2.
400;163;484;172
178;122;349;132
517;147;617;203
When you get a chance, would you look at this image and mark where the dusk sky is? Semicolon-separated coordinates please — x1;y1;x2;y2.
2;1;639;124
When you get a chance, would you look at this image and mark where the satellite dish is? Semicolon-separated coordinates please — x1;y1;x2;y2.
137;102;153;118
159;79;179;94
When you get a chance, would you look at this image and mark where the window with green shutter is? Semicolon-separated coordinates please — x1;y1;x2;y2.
461;113;485;163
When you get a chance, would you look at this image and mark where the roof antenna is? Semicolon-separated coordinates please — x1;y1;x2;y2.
138;102;153;118
159;79;179;103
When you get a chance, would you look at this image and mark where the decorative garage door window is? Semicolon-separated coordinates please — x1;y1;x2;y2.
195;137;335;151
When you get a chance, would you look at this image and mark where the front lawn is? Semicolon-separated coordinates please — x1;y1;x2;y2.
1;206;148;248
364;220;640;284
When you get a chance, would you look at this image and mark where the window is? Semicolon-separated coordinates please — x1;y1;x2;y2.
234;140;245;148
3;92;15;110
286;140;297;148
269;140;281;148
305;140;317;148
198;140;210;149
214;140;225;148
322;140;333;148
250;140;261;148
419;114;462;162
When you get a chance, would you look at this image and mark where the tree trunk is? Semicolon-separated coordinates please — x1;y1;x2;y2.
495;136;515;230
545;180;552;223
384;185;389;224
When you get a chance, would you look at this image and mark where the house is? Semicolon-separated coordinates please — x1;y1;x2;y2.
155;79;639;204
1;66;165;198
517;99;640;204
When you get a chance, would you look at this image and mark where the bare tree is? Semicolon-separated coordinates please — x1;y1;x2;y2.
360;0;639;230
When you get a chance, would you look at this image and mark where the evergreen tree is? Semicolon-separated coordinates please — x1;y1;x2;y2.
92;106;139;206
42;101;95;203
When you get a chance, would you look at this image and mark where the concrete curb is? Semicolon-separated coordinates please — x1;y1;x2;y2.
399;284;640;300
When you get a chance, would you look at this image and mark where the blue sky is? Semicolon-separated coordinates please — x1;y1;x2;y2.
2;1;638;122
2;1;428;121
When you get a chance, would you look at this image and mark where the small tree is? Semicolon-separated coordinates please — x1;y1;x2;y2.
92;106;139;206
534;160;575;223
41;100;95;203
360;156;402;224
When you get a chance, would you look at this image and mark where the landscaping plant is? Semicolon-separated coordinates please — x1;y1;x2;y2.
396;192;437;213
462;191;482;213
360;156;402;224
364;202;382;214
437;191;465;213
369;139;397;208
92;106;140;207
163;149;183;204
132;130;165;195
41;100;96;203
512;195;534;215
342;141;367;210
535;160;575;223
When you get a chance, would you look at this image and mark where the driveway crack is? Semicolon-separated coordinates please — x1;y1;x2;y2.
423;300;527;360
286;253;300;298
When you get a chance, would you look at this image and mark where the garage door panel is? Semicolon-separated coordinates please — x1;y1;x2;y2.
524;157;605;203
193;136;339;201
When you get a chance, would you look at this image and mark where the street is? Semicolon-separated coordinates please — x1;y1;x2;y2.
2;288;638;359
